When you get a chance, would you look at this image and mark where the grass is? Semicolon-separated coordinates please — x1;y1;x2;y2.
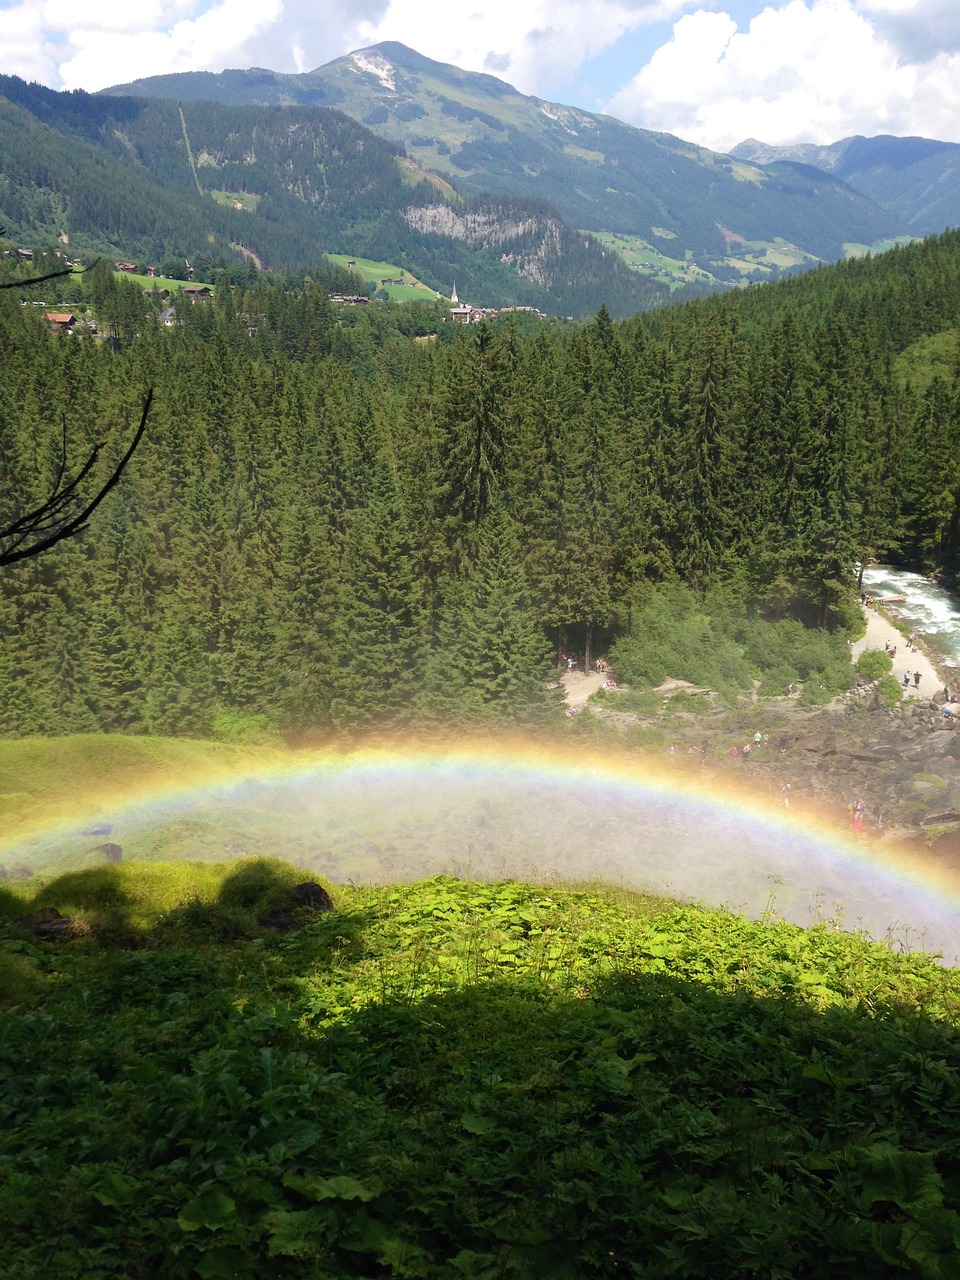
4;863;960;1277
588;229;714;290
592;228;912;290
117;270;214;292
210;190;260;213
4;737;960;1273
0;733;287;853
324;254;441;300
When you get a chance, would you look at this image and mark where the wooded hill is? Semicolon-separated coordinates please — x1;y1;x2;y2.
104;41;907;288
732;134;960;240
0;75;664;319
2;225;960;741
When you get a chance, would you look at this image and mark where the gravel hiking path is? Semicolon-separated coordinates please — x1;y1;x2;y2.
561;669;608;707
851;606;943;698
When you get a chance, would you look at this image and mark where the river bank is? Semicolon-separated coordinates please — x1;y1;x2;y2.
851;604;946;697
862;564;960;679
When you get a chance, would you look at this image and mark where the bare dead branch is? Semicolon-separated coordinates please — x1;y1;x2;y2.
0;257;101;292
0;388;153;567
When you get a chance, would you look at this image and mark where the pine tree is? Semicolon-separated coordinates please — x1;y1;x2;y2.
420;506;560;728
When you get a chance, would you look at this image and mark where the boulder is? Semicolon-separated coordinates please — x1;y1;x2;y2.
16;906;73;939
926;831;960;859
921;809;960;827
93;842;123;864
293;881;334;912
259;881;334;931
795;732;838;754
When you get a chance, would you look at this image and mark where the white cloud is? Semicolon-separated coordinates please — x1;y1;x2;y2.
42;0;199;36
606;1;960;150
0;1;58;84
0;0;689;94
0;0;387;92
349;0;691;98
857;0;960;60
53;0;287;91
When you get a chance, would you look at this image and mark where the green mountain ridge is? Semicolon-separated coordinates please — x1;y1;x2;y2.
0;74;664;317
732;134;960;238
104;40;907;282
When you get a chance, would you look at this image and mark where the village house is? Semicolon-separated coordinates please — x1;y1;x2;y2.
43;311;76;332
450;303;485;324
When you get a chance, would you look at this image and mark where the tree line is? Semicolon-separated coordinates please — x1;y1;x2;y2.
2;228;960;739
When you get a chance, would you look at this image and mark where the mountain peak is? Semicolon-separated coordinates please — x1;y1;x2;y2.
345;48;400;92
335;41;519;98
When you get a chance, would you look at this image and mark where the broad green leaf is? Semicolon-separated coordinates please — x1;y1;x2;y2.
177;1187;238;1231
282;1172;376;1202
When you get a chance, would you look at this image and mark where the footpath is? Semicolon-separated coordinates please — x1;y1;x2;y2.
850;605;945;699
561;668;607;707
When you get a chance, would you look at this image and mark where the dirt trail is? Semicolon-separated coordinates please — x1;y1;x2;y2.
851;606;944;698
561;669;608;707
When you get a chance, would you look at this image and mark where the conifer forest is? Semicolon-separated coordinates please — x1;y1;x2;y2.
2;230;960;741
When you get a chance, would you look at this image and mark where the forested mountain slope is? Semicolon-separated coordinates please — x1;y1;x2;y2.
0;93;250;266
732;134;960;238
0;75;664;317
2;229;960;740
104;41;906;277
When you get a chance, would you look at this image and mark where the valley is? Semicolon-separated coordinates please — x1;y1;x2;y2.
4;53;960;1275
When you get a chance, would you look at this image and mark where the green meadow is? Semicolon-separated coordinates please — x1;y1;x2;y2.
115;270;215;292
210;189;261;213
324;254;442;300
588;230;715;290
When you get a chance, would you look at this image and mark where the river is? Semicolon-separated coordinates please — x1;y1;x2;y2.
861;565;960;675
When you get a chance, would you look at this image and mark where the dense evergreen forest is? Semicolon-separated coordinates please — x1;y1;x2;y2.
2;228;960;741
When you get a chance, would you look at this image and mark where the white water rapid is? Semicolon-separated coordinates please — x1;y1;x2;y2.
862;565;960;676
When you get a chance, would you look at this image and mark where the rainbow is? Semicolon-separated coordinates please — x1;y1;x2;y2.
5;738;960;963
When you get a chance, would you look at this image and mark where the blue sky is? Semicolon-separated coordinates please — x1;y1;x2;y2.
1;2;959;152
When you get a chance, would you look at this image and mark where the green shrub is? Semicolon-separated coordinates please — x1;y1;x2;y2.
611;584;856;706
756;664;799;697
5;874;960;1278
209;707;283;746
217;857;303;911
876;673;904;708
856;648;893;680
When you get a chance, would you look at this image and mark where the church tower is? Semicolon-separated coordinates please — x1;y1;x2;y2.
450;279;459;305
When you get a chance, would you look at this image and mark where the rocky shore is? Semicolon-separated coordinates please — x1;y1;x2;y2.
586;606;960;881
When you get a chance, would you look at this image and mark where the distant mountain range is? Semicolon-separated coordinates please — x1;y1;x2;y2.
730;135;960;239
0;73;665;318
3;42;958;314
103;42;912;287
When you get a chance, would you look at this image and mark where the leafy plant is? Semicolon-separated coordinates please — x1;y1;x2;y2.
857;648;894;680
4;864;960;1277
